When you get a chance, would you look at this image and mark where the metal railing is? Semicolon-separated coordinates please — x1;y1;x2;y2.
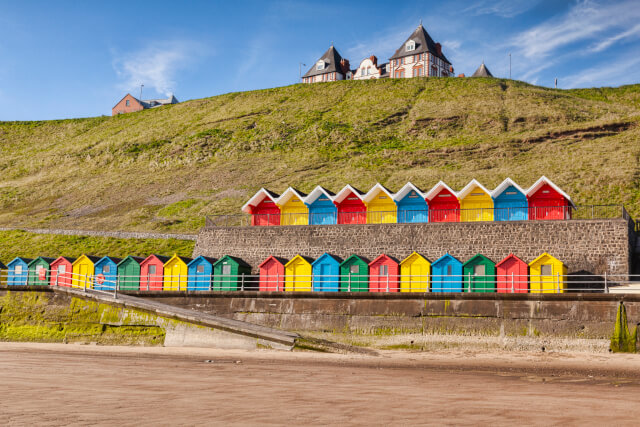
206;205;631;227
4;269;640;295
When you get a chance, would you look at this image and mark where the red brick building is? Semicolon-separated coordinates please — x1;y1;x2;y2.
112;93;179;116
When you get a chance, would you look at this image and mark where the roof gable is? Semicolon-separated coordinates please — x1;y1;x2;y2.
242;188;280;214
312;252;341;266
117;255;145;266
9;257;33;266
304;186;335;205
425;181;458;201
400;251;430;266
491;178;527;199
471;63;493;77
258;255;287;268
188;255;216;267
495;253;527;268
368;253;398;266
340;254;370;266
333;184;365;204
303;46;348;78
526;176;574;206
432;253;462;267
529;252;561;267
463;253;494;266
393;182;426;202
362;183;395;203
390;24;450;63
457;179;491;200
52;256;76;266
285;254;313;267
72;254;101;266
276;187;308;206
214;255;250;268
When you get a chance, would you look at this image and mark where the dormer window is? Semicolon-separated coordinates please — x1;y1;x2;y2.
316;60;325;70
406;40;416;51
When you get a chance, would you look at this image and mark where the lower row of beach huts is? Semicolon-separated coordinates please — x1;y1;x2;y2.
1;251;569;293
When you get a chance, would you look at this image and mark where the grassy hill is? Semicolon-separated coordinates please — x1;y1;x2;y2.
1;77;639;233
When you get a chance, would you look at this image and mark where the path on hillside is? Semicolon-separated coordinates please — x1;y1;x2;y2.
1;343;638;425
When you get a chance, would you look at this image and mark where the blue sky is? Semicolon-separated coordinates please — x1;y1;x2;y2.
1;0;639;121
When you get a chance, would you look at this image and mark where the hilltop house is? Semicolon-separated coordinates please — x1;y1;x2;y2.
302;45;351;83
112;93;179;116
352;55;389;80
471;62;493;77
389;24;453;79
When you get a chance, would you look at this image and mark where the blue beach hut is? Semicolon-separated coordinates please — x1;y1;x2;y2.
431;253;463;292
94;256;122;291
312;252;341;292
304;186;337;225
393;182;428;223
491;178;528;221
187;256;216;291
7;257;33;286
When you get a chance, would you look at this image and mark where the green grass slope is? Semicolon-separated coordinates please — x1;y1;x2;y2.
1;78;639;232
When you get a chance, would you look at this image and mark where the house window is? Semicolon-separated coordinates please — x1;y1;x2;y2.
222;264;232;275
316;61;325;70
541;264;552;276
380;265;388;276
350;265;359;274
432;66;438;76
125;100;130;107
473;265;485;276
197;265;205;273
149;265;156;275
103;265;110;274
15;265;22;274
406;40;415;51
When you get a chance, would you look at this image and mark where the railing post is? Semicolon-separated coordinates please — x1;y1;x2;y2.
114;277;118;299
241;273;245;291
467;272;471;293
55;271;59;288
147;273;150;291
386;274;389;292
83;274;87;293
556;272;560;293
511;272;515;293
604;271;608;294
178;273;181;292
348;273;352;292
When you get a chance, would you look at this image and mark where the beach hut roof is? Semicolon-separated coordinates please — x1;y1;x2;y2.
304;186;335;205
424;181;458;201
214;255;251;268
457;179;492;200
117;256;145;266
368;253;399;266
142;254;171;265
432;253;461;266
392;182;426;202
525;176;574;207
285;254;313;267
463;253;494;265
9;257;33;266
491;178;527;199
312;252;342;266
258;255;288;268
340;254;370;265
187;255;217;267
71;255;102;266
28;256;56;266
333;185;366;204
0;261;6;269
495;253;526;267
362;183;395;203
529;252;560;266
52;256;77;265
241;188;280;214
95;256;123;266
276;187;308;206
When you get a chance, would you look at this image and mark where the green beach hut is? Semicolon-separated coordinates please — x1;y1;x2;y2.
27;257;56;286
462;254;496;293
212;255;252;291
117;256;145;291
339;255;369;292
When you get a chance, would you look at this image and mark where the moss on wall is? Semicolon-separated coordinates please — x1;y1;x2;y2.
610;302;637;353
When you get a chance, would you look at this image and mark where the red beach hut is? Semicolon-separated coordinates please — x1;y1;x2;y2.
242;188;281;226
368;254;399;292
425;181;460;222
496;253;528;293
140;254;170;291
526;176;574;220
259;256;286;291
333;185;366;224
49;256;76;288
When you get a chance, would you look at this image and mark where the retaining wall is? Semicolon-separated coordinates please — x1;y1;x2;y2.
194;219;634;275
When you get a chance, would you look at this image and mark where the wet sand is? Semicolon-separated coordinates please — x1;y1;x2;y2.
1;342;639;426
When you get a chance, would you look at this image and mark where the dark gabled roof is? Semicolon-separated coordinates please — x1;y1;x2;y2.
303;45;348;78
144;254;171;264
390;24;450;64
189;255;217;266
53;256;77;264
10;257;34;265
28;257;57;266
215;255;251;268
117;255;145;266
0;261;7;269
471;63;493;77
98;256;123;265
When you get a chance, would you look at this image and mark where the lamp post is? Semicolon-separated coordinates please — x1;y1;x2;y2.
509;53;511;80
139;84;144;101
299;63;306;82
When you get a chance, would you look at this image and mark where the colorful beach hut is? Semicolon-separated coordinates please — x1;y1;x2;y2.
163;254;192;291
140;254;169;291
393;182;428;224
187;256;216;291
117;256;144;291
462;254;496;293
7;257;33;286
276;187;309;226
0;261;7;286
304;186;337;225
50;257;76;288
425;181;460;223
333;185;367;224
72;255;101;289
258;256;286;291
27;257;55;286
285;255;313;292
339;255;369;292
529;252;567;293
368;254;399;292
363;183;396;224
526;176;574;220
491;178;528;221
431;253;463;292
242;188;281;226
400;252;430;292
312;253;341;292
93;256;122;291
496;254;528;293
458;179;494;222
212;255;251;291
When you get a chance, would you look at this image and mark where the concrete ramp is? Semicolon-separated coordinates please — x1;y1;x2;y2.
51;287;298;350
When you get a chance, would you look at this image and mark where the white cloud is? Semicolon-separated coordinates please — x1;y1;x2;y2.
463;0;541;18
562;54;640;88
113;40;208;96
590;22;640;52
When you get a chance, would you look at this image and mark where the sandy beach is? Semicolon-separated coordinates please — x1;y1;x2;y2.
1;342;639;425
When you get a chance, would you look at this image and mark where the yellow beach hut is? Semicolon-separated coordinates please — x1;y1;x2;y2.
363;183;396;224
458;179;494;222
529;252;567;293
276;187;309;226
285;255;313;292
72;255;101;289
163;254;192;291
400;252;431;292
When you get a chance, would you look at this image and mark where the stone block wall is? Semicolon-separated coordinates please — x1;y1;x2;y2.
194;218;633;275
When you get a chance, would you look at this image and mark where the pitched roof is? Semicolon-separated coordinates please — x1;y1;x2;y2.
491;178;527;199
424;181;458;201
303;45;349;78
393;182;427;202
525;176;574;207
242;188;280;214
457;179;492;200
304;186;335;205
362;183;395;203
471;62;493;77
390;24;450;63
276;187;308;206
333;184;366;204
140;94;179;109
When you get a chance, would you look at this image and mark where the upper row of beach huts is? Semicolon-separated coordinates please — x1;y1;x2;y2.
242;176;574;226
